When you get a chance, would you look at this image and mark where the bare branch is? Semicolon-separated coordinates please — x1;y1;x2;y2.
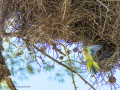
33;44;96;90
63;45;77;90
97;0;109;12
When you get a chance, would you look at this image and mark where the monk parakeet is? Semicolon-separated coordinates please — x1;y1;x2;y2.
82;45;103;74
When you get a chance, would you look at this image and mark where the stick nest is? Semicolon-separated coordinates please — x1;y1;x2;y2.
2;0;120;83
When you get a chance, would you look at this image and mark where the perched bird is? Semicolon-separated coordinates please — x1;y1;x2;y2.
82;45;103;74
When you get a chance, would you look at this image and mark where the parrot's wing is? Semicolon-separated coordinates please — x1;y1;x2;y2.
91;45;103;51
90;45;103;56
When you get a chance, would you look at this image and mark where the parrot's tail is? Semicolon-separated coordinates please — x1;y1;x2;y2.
91;61;100;74
87;60;100;74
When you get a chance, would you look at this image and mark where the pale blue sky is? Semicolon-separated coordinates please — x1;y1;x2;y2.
16;69;120;90
2;38;120;90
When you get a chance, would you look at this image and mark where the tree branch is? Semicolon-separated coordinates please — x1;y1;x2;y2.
4;77;17;90
33;44;96;90
97;0;109;12
63;45;77;90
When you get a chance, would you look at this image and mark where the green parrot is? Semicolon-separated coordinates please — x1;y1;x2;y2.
82;45;103;74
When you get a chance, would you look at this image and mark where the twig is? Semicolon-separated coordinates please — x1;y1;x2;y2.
97;0;109;12
93;75;100;90
51;43;66;56
33;44;96;90
62;0;67;20
63;45;77;90
61;59;87;65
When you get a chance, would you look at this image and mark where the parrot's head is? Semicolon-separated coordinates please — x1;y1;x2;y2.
81;48;88;55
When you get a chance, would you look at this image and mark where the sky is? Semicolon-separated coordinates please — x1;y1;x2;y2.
16;69;120;90
15;44;120;90
1;37;120;90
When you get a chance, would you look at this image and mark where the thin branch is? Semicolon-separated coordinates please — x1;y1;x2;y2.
2;32;21;37
97;0;109;12
62;0;67;20
93;75;100;90
51;43;66;56
61;59;87;65
63;45;77;90
33;44;96;90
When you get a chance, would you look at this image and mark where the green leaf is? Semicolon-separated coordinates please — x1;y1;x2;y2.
27;65;34;74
